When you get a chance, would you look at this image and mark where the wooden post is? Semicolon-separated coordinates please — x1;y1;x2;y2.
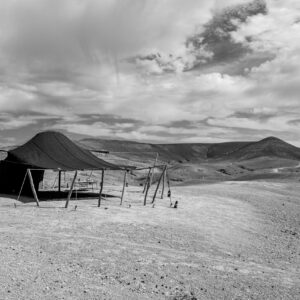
120;170;127;205
98;170;105;207
142;167;151;193
58;170;62;192
17;170;28;202
151;165;167;204
27;169;40;207
65;171;77;208
161;166;166;199
143;180;150;206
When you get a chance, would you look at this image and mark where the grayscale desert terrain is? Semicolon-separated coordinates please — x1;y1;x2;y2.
0;0;300;299
0;151;299;299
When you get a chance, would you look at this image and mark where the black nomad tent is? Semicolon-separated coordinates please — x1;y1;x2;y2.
0;131;125;206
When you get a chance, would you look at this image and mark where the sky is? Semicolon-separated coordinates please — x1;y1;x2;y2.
0;0;300;146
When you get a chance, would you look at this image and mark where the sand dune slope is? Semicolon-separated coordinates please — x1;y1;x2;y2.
0;181;299;299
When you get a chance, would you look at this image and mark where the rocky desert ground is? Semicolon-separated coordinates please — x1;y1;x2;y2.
0;179;299;299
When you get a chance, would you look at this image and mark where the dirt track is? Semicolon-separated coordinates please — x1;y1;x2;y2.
0;181;299;299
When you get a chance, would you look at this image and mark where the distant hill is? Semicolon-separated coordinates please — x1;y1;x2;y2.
79;136;300;163
225;137;300;160
2;134;300;185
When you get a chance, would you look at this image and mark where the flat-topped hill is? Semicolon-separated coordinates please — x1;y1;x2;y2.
80;136;300;163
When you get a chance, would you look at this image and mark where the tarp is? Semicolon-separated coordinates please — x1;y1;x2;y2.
0;131;126;195
6;131;121;170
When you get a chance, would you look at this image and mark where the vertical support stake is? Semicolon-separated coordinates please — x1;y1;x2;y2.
120;170;127;205
17;170;28;202
98;170;105;207
143;180;150;206
28;169;40;207
58;170;62;192
151;165;167;204
161;166;166;199
142;167;151;193
65;170;77;208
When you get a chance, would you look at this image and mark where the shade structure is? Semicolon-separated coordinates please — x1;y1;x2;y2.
0;131;124;195
7;131;120;170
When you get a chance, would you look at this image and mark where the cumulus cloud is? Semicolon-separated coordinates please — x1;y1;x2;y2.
0;0;300;146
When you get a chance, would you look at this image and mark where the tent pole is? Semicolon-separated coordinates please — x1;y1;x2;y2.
143;179;150;206
120;170;127;205
28;169;40;207
17;170;28;202
98;170;105;207
151;165;167;204
58;170;62;192
65;171;77;208
142;167;151;193
161;166;166;199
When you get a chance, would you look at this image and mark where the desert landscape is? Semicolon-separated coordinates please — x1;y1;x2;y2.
0;135;299;299
0;0;300;299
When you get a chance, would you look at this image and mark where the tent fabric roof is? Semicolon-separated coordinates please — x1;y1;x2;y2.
7;131;122;171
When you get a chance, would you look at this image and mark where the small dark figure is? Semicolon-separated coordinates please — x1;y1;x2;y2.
74;205;77;211
170;202;173;207
167;190;171;198
174;201;178;209
128;204;131;208
14;203;17;208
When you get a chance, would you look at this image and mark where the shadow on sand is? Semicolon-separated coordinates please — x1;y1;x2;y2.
0;191;117;204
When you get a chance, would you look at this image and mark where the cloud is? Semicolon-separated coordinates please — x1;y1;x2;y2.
131;0;270;75
0;0;300;146
0;112;60;130
0;0;214;65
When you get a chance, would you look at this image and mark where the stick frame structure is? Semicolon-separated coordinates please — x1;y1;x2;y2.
151;165;167;204
142;167;152;193
65;170;78;208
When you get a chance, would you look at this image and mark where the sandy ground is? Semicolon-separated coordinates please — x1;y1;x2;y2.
0;181;299;299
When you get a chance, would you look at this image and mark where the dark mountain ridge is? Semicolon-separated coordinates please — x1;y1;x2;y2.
79;136;300;163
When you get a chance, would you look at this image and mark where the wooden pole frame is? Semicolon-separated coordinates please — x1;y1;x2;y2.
151;165;167;204
142;167;151;193
27;169;40;207
161;166;166;199
98;169;105;207
65;170;78;208
143;179;151;206
17;170;29;202
120;170;127;205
